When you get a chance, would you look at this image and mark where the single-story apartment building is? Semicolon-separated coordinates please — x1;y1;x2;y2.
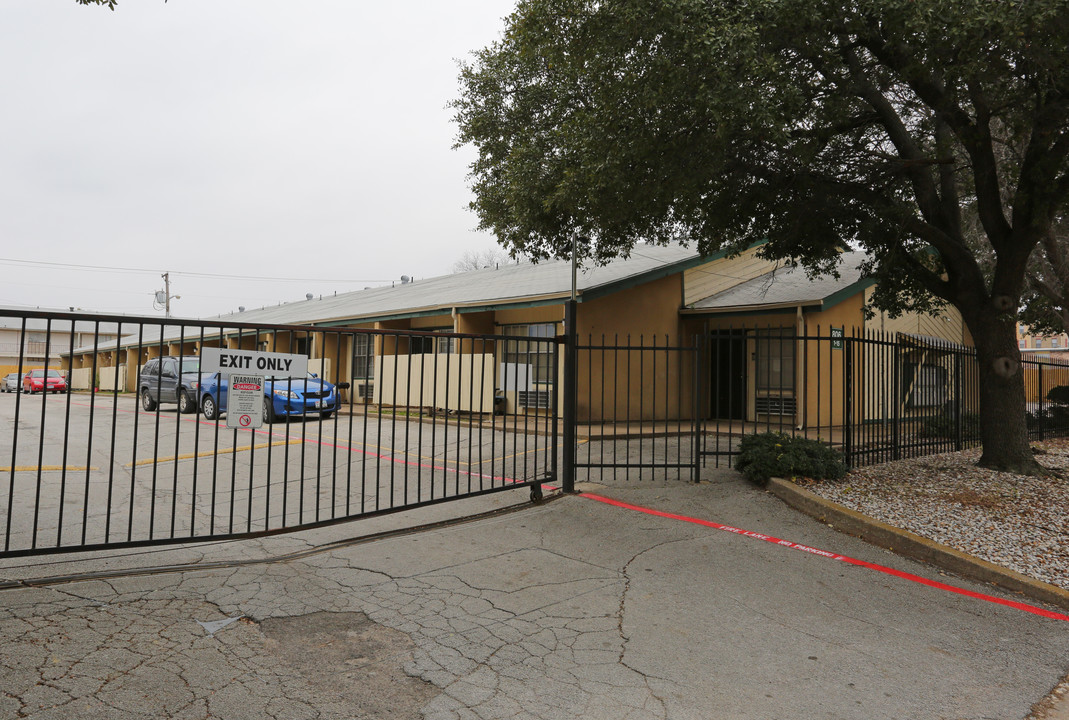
62;243;974;429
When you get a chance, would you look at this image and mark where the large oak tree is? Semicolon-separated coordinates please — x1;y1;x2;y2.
454;0;1069;473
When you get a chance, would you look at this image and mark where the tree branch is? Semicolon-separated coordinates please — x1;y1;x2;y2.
856;33;1014;248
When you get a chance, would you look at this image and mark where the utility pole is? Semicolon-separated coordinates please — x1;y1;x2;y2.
156;272;180;318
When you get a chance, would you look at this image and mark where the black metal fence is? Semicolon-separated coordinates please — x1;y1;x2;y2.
571;326;1069;478
4;307;1068;557
573;335;701;482
701;325;1069;469
1;309;556;557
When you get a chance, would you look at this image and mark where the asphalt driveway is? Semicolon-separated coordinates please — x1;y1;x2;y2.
0;466;1066;719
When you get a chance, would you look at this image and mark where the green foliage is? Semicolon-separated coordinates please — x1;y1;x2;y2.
454;0;1069;470
454;0;1069;312
1040;385;1069;430
735;432;847;486
1048;385;1069;406
918;412;981;440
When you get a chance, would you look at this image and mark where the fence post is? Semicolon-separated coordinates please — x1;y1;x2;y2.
692;335;703;483
844;333;853;469
954;353;963;451
891;344;900;461
1038;362;1045;441
561;299;577;493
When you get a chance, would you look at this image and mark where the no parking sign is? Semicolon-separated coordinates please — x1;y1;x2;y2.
226;374;264;429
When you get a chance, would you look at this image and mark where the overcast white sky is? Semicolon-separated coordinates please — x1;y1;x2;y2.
0;0;517;319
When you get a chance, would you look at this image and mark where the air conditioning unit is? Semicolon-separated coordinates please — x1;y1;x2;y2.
755;395;797;416
517;390;551;409
357;383;374;401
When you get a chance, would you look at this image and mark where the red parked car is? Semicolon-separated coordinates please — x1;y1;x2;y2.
23;369;67;394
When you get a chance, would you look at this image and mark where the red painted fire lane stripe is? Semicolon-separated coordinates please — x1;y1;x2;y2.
580;492;1069;623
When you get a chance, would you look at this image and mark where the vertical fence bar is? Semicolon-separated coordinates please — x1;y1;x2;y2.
31;319;55;548
430;334;440;501
844;331;853;469
57;320;76;546
104;321;123;542
692;336;703;482
79;322;98;546
171;325;187;538
5;318;27;552
192;326;206;535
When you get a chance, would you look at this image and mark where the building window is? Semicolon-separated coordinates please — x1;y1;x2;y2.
502;323;556;384
435;330;456;354
410;335;436;354
1019;339;1026;348
410;328;454;354
352;334;375;379
754;329;795;393
903;362;947;408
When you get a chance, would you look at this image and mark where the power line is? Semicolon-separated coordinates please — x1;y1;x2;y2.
0;257;388;284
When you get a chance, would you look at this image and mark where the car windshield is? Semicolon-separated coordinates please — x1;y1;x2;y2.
179;359;200;373
47;370;62;378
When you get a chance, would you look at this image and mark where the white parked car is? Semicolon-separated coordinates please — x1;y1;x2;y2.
2;373;23;392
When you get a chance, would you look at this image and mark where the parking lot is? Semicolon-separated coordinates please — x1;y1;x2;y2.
0;391;553;554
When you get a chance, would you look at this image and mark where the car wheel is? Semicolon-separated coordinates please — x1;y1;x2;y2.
178;390;195;414
202;395;219;420
263;396;275;424
140;389;158;411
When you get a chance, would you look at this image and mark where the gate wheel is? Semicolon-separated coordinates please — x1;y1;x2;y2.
530;485;543;504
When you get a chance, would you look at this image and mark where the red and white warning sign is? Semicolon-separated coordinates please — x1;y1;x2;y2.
226;374;264;429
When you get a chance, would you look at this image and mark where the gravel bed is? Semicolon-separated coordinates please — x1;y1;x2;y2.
800;439;1069;591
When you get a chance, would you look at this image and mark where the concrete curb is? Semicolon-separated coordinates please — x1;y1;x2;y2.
766;477;1069;613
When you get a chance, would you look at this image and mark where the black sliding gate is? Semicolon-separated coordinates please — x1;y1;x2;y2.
1;309;556;558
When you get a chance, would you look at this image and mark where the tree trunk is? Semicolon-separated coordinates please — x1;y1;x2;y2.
964;308;1042;474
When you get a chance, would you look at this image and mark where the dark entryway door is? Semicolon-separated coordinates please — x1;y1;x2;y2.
711;330;746;420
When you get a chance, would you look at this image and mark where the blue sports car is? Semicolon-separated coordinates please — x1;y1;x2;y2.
197;372;347;423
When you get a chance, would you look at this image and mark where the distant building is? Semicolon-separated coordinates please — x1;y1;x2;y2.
0;309;121;377
1017;324;1069;361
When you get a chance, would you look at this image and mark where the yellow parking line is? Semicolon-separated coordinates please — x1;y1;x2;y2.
127;439;303;467
1;465;98;472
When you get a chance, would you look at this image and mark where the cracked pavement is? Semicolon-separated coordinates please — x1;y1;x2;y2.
1;470;1068;719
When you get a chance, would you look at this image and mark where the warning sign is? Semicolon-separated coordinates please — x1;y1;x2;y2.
226;374;264;429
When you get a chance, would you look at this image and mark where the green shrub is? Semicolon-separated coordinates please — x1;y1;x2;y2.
1048;385;1069;406
918;412;980;439
736;432;847;486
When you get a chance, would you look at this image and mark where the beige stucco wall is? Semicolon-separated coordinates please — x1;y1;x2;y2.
573;274;689;422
